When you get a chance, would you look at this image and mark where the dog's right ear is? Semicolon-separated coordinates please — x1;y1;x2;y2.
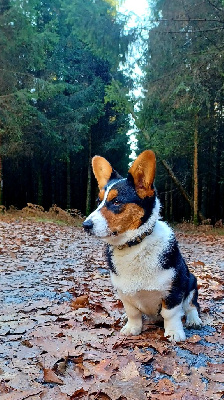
128;150;156;199
92;156;113;190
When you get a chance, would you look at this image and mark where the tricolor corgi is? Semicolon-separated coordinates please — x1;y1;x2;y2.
83;150;202;342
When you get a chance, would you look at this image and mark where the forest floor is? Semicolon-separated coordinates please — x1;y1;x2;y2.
0;212;223;400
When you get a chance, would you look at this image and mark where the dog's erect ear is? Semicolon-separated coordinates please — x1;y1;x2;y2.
92;156;113;190
128;150;156;198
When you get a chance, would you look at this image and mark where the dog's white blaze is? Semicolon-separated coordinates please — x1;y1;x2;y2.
84;180;124;238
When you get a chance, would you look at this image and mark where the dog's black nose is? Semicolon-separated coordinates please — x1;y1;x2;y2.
83;219;93;231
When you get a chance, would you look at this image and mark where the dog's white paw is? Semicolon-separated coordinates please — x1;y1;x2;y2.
120;322;142;336
185;311;203;329
164;328;186;342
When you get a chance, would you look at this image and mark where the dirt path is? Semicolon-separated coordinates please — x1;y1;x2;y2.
0;220;223;399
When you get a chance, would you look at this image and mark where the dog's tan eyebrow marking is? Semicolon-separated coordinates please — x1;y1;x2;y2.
98;189;105;202
106;189;118;202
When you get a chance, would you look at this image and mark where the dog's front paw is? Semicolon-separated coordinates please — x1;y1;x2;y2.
185;313;203;329
120;322;142;336
164;328;186;343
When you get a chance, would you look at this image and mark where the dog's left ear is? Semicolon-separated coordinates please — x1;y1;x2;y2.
128;150;156;198
92;156;123;191
92;156;113;190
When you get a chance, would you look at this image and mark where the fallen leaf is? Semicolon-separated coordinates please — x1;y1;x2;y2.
155;378;175;395
91;358;117;382
119;361;140;381
187;335;201;343
70;389;88;399
0;220;223;399
0;389;43;400
70;295;89;310
43;368;64;385
192;260;205;267
41;386;70;399
153;354;177;376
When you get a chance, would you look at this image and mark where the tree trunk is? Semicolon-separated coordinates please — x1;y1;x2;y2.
170;179;173;221
0;132;2;205
112;79;205;221
37;171;43;206
160;158;193;207
160;157;205;222
66;153;71;210
85;131;92;216
51;161;55;206
193;114;199;225
164;179;168;220
0;155;2;206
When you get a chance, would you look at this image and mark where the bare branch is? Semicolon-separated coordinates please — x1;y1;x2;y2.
147;17;224;23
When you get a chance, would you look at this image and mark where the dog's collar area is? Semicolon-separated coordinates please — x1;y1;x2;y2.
115;224;155;250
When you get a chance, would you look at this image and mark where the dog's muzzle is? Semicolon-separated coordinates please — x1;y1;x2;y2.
83;219;93;233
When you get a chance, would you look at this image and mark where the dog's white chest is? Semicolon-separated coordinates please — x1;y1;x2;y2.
110;221;175;294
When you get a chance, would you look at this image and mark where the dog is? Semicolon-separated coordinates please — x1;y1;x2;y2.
83;150;202;342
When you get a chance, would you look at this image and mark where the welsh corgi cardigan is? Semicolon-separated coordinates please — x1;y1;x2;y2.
83;150;202;342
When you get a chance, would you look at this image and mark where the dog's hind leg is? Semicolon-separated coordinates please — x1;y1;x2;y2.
161;302;186;342
183;273;202;329
118;292;143;336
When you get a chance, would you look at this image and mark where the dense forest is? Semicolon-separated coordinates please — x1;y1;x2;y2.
138;0;224;224
0;0;133;214
0;0;224;223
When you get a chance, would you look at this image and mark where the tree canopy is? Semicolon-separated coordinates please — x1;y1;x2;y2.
0;0;132;213
0;0;223;223
137;0;224;222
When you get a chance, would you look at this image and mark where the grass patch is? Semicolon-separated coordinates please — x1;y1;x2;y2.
173;222;224;236
0;203;84;227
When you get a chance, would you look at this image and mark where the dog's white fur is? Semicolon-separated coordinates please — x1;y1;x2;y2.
108;201;187;341
85;171;202;342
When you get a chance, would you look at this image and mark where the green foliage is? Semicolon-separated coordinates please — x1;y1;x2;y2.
64;0;131;65
139;0;224;221
0;0;133;210
105;79;132;113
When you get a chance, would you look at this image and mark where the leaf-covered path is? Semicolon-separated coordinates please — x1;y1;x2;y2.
0;220;223;399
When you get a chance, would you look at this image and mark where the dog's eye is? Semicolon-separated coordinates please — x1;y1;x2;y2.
112;198;121;206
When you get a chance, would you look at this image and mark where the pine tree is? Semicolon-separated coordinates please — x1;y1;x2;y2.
0;0;132;212
138;0;224;222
